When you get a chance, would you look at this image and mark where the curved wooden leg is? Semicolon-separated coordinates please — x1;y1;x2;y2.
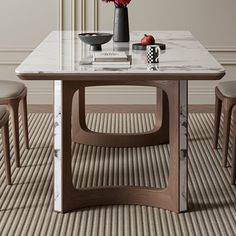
213;94;222;149
156;87;162;129
72;87;87;141
155;87;169;143
20;95;29;149
2;121;11;185
231;111;236;184
222;101;233;167
9;101;20;167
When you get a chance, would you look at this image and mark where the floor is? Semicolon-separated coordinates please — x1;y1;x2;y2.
0;106;236;236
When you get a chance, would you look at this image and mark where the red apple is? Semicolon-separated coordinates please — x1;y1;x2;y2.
141;34;155;45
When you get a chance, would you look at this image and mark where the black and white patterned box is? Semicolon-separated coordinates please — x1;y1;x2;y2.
146;45;160;64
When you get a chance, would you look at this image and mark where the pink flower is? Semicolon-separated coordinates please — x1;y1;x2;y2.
102;0;131;7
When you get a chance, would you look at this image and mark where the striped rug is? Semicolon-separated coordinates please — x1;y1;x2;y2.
0;113;236;236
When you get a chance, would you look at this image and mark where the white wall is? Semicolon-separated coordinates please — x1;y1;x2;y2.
97;0;236;104
0;0;58;104
0;0;235;104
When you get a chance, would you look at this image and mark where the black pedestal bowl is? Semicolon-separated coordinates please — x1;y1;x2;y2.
78;33;113;51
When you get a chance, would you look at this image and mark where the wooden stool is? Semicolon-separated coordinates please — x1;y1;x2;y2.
0;106;11;185
213;81;236;167
231;110;236;184
0;80;29;167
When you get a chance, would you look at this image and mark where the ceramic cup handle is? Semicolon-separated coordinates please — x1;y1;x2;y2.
146;45;160;64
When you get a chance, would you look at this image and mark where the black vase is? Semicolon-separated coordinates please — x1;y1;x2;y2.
113;6;130;42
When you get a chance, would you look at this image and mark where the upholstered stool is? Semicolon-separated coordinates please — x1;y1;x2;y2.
231;110;236;184
213;81;236;167
0;80;29;167
0;106;11;185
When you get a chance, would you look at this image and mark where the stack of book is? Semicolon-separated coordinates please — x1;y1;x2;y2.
92;51;131;68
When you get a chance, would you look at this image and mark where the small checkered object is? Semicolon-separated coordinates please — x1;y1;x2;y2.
146;46;160;64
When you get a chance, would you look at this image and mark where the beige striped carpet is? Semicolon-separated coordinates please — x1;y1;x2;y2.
0;113;236;236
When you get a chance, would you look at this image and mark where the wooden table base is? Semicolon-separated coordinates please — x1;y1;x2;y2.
53;80;188;213
71;86;169;147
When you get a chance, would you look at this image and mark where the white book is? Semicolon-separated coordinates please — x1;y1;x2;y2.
92;59;130;69
92;64;131;69
93;61;130;65
93;51;128;62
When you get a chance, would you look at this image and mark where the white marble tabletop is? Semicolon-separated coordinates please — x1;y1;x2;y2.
16;31;225;80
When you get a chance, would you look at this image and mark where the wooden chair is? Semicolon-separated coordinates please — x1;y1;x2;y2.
213;81;236;167
0;80;29;167
0;106;11;185
231;110;236;184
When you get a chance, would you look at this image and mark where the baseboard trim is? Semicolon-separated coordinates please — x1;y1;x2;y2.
28;104;215;113
27;93;216;105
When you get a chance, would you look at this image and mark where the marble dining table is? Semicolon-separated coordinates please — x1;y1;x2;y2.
16;31;225;213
